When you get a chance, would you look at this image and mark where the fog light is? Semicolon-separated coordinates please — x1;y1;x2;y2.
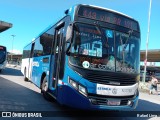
90;99;97;105
127;100;132;105
79;85;87;96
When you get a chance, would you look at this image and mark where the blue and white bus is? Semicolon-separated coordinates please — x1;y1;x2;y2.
21;4;141;110
0;45;7;72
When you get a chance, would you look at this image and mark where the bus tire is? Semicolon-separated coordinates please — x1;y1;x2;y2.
24;68;28;81
41;77;52;101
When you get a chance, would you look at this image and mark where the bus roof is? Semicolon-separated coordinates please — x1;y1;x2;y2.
26;4;139;48
73;4;139;31
75;4;138;23
87;4;133;19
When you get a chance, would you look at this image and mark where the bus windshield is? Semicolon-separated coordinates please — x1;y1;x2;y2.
69;23;140;73
0;47;6;63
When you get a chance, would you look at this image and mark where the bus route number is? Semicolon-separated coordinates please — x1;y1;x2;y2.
83;10;97;19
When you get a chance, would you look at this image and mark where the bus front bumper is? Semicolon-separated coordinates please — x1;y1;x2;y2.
59;85;139;110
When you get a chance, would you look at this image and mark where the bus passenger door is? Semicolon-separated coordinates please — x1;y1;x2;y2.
28;42;35;80
52;24;65;91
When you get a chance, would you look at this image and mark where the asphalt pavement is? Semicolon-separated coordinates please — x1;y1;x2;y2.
0;65;160;120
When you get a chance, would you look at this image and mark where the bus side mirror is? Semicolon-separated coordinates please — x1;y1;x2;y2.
66;24;73;56
66;24;73;42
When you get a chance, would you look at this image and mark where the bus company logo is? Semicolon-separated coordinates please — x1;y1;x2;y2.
112;88;117;94
82;61;90;68
32;62;39;67
97;87;111;91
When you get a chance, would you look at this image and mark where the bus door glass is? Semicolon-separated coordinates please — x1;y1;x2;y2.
52;25;64;88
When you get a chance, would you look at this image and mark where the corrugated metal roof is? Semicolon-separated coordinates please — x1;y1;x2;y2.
0;20;12;33
141;50;160;62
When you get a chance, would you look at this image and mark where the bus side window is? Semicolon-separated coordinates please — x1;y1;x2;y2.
33;38;43;57
40;27;54;56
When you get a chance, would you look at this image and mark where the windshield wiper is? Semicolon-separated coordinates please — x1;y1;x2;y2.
123;30;133;51
94;22;109;48
121;30;133;63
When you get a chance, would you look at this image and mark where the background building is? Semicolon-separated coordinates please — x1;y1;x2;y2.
140;50;160;81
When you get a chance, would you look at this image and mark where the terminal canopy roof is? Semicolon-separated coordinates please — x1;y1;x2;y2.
0;20;12;33
140;50;160;62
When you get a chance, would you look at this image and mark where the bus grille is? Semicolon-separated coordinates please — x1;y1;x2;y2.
88;94;134;106
70;65;138;86
83;72;137;86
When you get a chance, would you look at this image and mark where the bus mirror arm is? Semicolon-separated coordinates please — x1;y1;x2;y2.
66;42;71;56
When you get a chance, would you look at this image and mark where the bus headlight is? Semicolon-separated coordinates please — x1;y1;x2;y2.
69;78;78;90
68;77;87;97
79;85;87;96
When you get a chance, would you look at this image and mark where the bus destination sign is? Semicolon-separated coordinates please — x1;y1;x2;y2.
78;6;139;31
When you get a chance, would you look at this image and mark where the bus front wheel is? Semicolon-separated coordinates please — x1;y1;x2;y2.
41;77;52;101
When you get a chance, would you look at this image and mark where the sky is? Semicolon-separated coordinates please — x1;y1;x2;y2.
0;0;159;54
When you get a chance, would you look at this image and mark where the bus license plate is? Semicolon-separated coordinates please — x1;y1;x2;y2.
107;100;120;106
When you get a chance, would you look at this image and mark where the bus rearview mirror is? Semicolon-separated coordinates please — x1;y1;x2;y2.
66;24;73;42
